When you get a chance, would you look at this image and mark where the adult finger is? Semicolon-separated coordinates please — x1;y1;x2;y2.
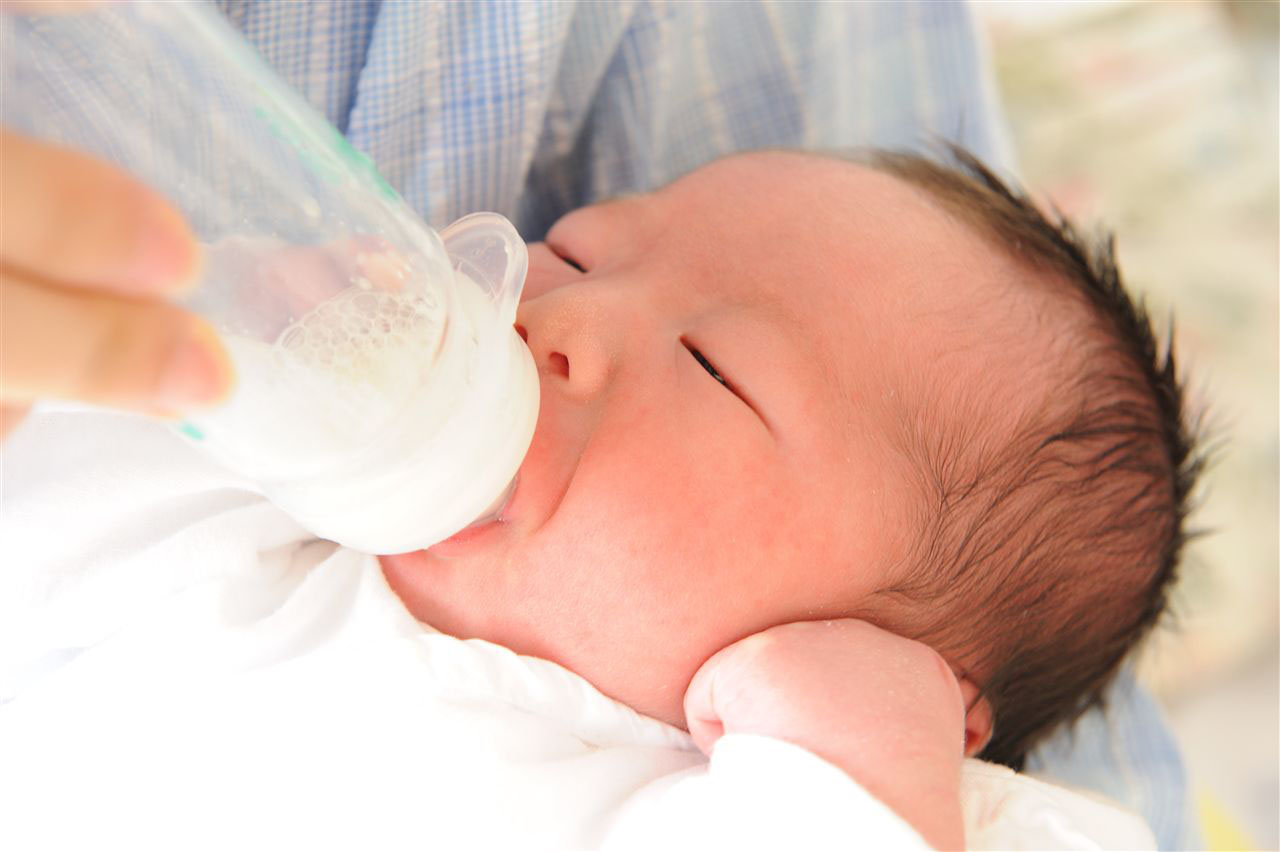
1;403;32;440
0;0;110;16
1;272;232;411
0;131;200;295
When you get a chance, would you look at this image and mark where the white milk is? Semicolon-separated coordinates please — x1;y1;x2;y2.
184;272;539;554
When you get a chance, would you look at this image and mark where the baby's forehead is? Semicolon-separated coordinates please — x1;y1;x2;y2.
657;152;1003;298
661;152;1044;340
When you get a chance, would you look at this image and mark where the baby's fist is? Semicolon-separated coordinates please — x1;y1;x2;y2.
683;619;966;775
683;620;974;849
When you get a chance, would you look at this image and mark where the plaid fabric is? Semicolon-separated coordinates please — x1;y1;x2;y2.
1026;668;1200;850
213;0;1011;238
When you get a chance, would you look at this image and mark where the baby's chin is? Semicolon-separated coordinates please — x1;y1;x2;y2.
378;549;492;639
377;548;699;729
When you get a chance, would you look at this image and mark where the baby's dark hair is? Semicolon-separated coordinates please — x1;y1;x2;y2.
857;145;1204;768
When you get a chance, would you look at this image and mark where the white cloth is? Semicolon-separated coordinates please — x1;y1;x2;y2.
0;411;1154;851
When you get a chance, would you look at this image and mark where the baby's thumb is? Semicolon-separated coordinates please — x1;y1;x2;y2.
683;647;736;757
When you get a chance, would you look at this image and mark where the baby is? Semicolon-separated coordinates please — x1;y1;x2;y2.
1;147;1196;849
378;148;1199;847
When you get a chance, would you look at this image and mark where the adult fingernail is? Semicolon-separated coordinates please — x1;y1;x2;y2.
156;321;233;409
129;197;203;295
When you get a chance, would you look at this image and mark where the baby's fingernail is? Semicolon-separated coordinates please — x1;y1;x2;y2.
156;321;233;409
129;197;202;294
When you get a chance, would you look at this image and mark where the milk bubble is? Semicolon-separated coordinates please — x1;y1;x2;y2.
194;284;450;479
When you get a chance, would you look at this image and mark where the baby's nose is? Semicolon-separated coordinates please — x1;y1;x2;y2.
515;291;614;401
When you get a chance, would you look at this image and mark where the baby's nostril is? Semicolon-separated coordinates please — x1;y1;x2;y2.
549;351;569;379
515;324;528;342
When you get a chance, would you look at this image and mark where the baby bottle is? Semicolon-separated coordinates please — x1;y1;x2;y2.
0;3;539;553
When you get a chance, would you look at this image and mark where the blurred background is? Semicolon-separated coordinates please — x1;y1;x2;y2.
978;1;1278;848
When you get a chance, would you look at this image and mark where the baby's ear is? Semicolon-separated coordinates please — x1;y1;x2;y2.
957;679;994;758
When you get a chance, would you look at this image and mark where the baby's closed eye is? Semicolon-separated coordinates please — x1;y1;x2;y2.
683;340;729;389
680;336;772;430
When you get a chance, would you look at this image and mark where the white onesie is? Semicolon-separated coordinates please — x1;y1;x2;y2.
0;411;1155;850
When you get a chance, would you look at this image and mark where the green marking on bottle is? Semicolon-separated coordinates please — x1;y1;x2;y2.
252;105;341;186
248;104;401;201
178;421;205;441
331;129;401;201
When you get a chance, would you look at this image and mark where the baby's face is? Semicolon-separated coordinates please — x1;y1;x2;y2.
381;152;1033;726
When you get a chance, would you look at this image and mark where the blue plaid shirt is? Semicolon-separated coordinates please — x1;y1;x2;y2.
213;0;1011;240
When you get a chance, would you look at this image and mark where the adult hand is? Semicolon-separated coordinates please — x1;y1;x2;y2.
0;1;104;12
0;131;230;438
683;619;971;850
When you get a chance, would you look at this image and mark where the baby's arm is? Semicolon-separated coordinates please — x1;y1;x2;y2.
683;620;969;850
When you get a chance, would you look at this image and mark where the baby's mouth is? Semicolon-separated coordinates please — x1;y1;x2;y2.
464;476;518;528
422;476;519;559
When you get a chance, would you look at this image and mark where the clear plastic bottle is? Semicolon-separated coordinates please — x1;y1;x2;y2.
0;2;539;553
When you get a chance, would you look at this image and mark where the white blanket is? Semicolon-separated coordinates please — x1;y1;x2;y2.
0;411;1155;850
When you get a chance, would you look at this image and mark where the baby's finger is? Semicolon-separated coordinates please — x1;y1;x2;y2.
0;130;200;295
1;273;232;411
683;669;722;756
683;640;753;756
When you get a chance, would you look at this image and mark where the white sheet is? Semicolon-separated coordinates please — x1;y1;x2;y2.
0;410;1154;850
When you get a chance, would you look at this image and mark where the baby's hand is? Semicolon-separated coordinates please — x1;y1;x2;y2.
683;620;968;849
